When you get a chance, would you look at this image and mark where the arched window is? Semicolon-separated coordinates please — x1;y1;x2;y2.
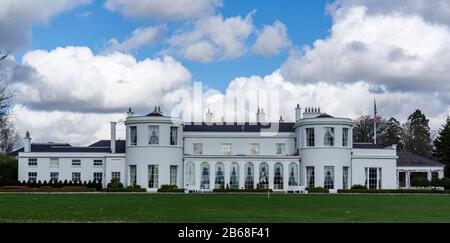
259;162;269;189
229;162;240;189
215;162;225;189
200;162;210;189
185;162;195;188
244;162;254;189
274;163;284;190
288;163;299;186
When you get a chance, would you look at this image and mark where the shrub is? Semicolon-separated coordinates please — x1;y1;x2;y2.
158;184;184;192
212;188;273;193
351;184;367;189
107;179;124;189
411;178;430;187
439;178;450;189
127;184;141;189
338;189;446;194
102;188;146;192
306;187;329;193
430;177;441;188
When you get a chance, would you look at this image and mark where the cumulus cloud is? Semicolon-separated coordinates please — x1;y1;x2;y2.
168;12;255;62
107;26;165;53
104;0;222;21
252;21;291;56
6;46;192;113
0;0;91;52
281;5;450;92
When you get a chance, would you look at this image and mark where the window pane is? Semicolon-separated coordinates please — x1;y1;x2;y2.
28;158;37;166
94;172;103;183
274;163;284;190
148;165;159;188
276;144;286;155
229;163;239;189
111;172;121;181
324;128;335;146
50;172;59;182
222;144;231;155
306;167;315;188
130;126;137;146
194;143;203;155
28;172;37;182
185;162;195;187
368;167;378;189
250;144;260;155
93;160;103;166
148;126;159;145
259;163;269;189
324;166;334;189
72;172;81;183
342;128;349;147
200;162;210;189
170;166;178;186
129;165;137;186
215;163;225;189
343;167;349;189
244;163;254;189
72;159;81;166
170;127;178;145
306;128;315;147
288;163;298;186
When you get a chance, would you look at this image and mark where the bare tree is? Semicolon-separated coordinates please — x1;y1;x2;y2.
0;52;19;155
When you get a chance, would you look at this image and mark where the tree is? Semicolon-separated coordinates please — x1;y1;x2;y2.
434;117;450;176
379;117;403;150
403;109;433;158
0;53;18;154
0;155;18;185
353;115;387;144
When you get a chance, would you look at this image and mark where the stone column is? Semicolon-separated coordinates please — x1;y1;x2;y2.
239;161;245;189
254;162;260;189
269;162;274;190
406;171;411;188
427;170;432;181
283;162;289;191
210;161;214;190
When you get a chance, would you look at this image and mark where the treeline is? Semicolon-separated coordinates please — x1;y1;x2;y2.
353;109;450;176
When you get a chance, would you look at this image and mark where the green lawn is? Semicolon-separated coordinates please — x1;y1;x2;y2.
1;193;450;223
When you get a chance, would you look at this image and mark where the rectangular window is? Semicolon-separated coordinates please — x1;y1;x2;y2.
111;172;121;181
28;158;37;166
129;165;137;186
276;143;286;155
50;172;59;182
72;172;81;183
342;128;349;147
306;128;315;147
28;172;37;182
324;166;335;189
130;126;137;146
170;127;178;145
324;128;335;146
432;171;439;179
306;167;315;188
49;158;59;167
72;159;81;166
193;143;203;155
250;143;260;155
221;144;232;155
93;172;103;182
148;126;159;145
93;160;103;166
366;167;382;189
170;165;178;186
343;167;349;189
148;165;159;189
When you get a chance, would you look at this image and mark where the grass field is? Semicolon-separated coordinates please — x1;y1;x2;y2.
1;193;450;223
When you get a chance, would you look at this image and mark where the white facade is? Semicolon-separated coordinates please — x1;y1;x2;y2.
17;106;443;191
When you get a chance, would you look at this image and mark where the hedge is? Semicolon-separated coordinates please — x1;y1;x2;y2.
338;189;449;194
213;189;274;193
102;188;147;192
0;188;96;192
306;187;329;193
158;184;185;193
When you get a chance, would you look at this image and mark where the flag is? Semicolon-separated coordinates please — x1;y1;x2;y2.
374;99;377;119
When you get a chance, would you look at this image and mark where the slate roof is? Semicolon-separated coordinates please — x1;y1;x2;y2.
183;122;295;133
352;143;386;149
9;140;126;155
397;152;444;167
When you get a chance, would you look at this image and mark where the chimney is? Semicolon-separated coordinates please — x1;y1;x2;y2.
256;108;266;123
24;131;31;153
127;107;134;118
206;108;213;123
279;116;284;122
303;106;322;119
110;122;116;154
295;104;302;121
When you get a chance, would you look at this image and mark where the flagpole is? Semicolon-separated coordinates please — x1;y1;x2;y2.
374;99;377;144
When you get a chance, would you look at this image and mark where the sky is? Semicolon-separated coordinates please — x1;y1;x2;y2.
1;0;450;146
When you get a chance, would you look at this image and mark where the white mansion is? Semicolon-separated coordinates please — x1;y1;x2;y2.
16;105;444;192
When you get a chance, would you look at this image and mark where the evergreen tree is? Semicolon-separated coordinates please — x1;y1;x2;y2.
403;109;433;158
353;115;387;144
434;117;450;176
379;117;404;150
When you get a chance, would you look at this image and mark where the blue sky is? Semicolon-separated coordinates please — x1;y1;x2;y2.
2;0;450;144
30;0;332;91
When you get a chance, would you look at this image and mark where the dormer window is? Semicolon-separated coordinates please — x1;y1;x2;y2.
148;126;159;145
